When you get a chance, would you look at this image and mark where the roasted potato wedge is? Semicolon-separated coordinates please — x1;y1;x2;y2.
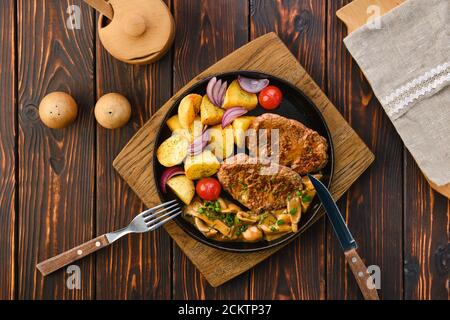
166;175;195;205
178;94;202;129
222;80;258;110
189;116;203;140
156;134;189;167
184;150;220;180
166;114;182;132
232;116;255;148
172;128;193;142
207;125;234;160
200;95;224;126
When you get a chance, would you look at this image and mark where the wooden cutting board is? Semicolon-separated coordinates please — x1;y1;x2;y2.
113;32;375;287
337;0;405;34
337;0;450;199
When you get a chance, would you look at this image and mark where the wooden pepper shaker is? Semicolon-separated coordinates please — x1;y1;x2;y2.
94;93;131;129
38;92;78;129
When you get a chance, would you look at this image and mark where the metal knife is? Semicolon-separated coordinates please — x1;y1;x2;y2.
307;174;380;300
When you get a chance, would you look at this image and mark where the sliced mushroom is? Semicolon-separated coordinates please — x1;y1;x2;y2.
277;214;292;225
217;197;228;210
265;232;289;242
242;226;263;242
215;233;234;241
193;212;231;236
259;213;277;226
260;224;291;241
221;202;241;214
194;217;210;233
194;217;218;238
288;197;301;232
301;190;316;213
260;224;292;234
236;211;259;223
205;229;218;238
183;199;203;216
273;209;287;218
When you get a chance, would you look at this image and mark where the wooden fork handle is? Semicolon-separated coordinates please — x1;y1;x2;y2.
344;248;380;300
36;235;110;276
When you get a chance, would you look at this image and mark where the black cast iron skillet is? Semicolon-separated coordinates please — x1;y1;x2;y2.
154;71;334;252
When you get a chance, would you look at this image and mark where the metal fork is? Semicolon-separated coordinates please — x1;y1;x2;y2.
36;200;181;276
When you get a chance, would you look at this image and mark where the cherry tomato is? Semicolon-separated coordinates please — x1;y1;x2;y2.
196;178;222;201
259;85;283;110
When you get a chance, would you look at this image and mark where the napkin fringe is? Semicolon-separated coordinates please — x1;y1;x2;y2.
381;62;450;119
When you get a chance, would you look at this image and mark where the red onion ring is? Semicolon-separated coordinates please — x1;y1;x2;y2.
189;131;210;156
207;77;228;107
218;81;227;107
212;79;223;106
206;77;217;105
160;167;185;193
238;76;269;93
221;107;248;128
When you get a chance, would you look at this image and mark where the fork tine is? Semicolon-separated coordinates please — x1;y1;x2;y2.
147;211;181;232
145;206;181;225
141;199;177;217
143;202;179;220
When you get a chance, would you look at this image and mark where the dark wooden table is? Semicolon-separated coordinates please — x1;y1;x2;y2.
0;0;448;300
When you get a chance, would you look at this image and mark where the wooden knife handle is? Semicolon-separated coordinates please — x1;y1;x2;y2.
344;248;380;300
36;235;110;276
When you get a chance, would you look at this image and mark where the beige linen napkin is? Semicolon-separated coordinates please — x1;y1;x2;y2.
344;0;450;186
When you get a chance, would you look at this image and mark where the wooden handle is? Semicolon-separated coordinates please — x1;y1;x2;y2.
84;0;114;20
344;248;380;300
36;235;110;276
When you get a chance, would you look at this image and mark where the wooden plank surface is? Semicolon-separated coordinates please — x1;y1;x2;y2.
326;0;404;299
0;0;16;300
94;1;173;299
404;155;449;299
0;0;447;300
171;0;250;299
17;0;95;299
249;0;327;300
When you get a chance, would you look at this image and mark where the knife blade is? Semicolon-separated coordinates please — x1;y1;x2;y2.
307;174;379;300
307;174;357;252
